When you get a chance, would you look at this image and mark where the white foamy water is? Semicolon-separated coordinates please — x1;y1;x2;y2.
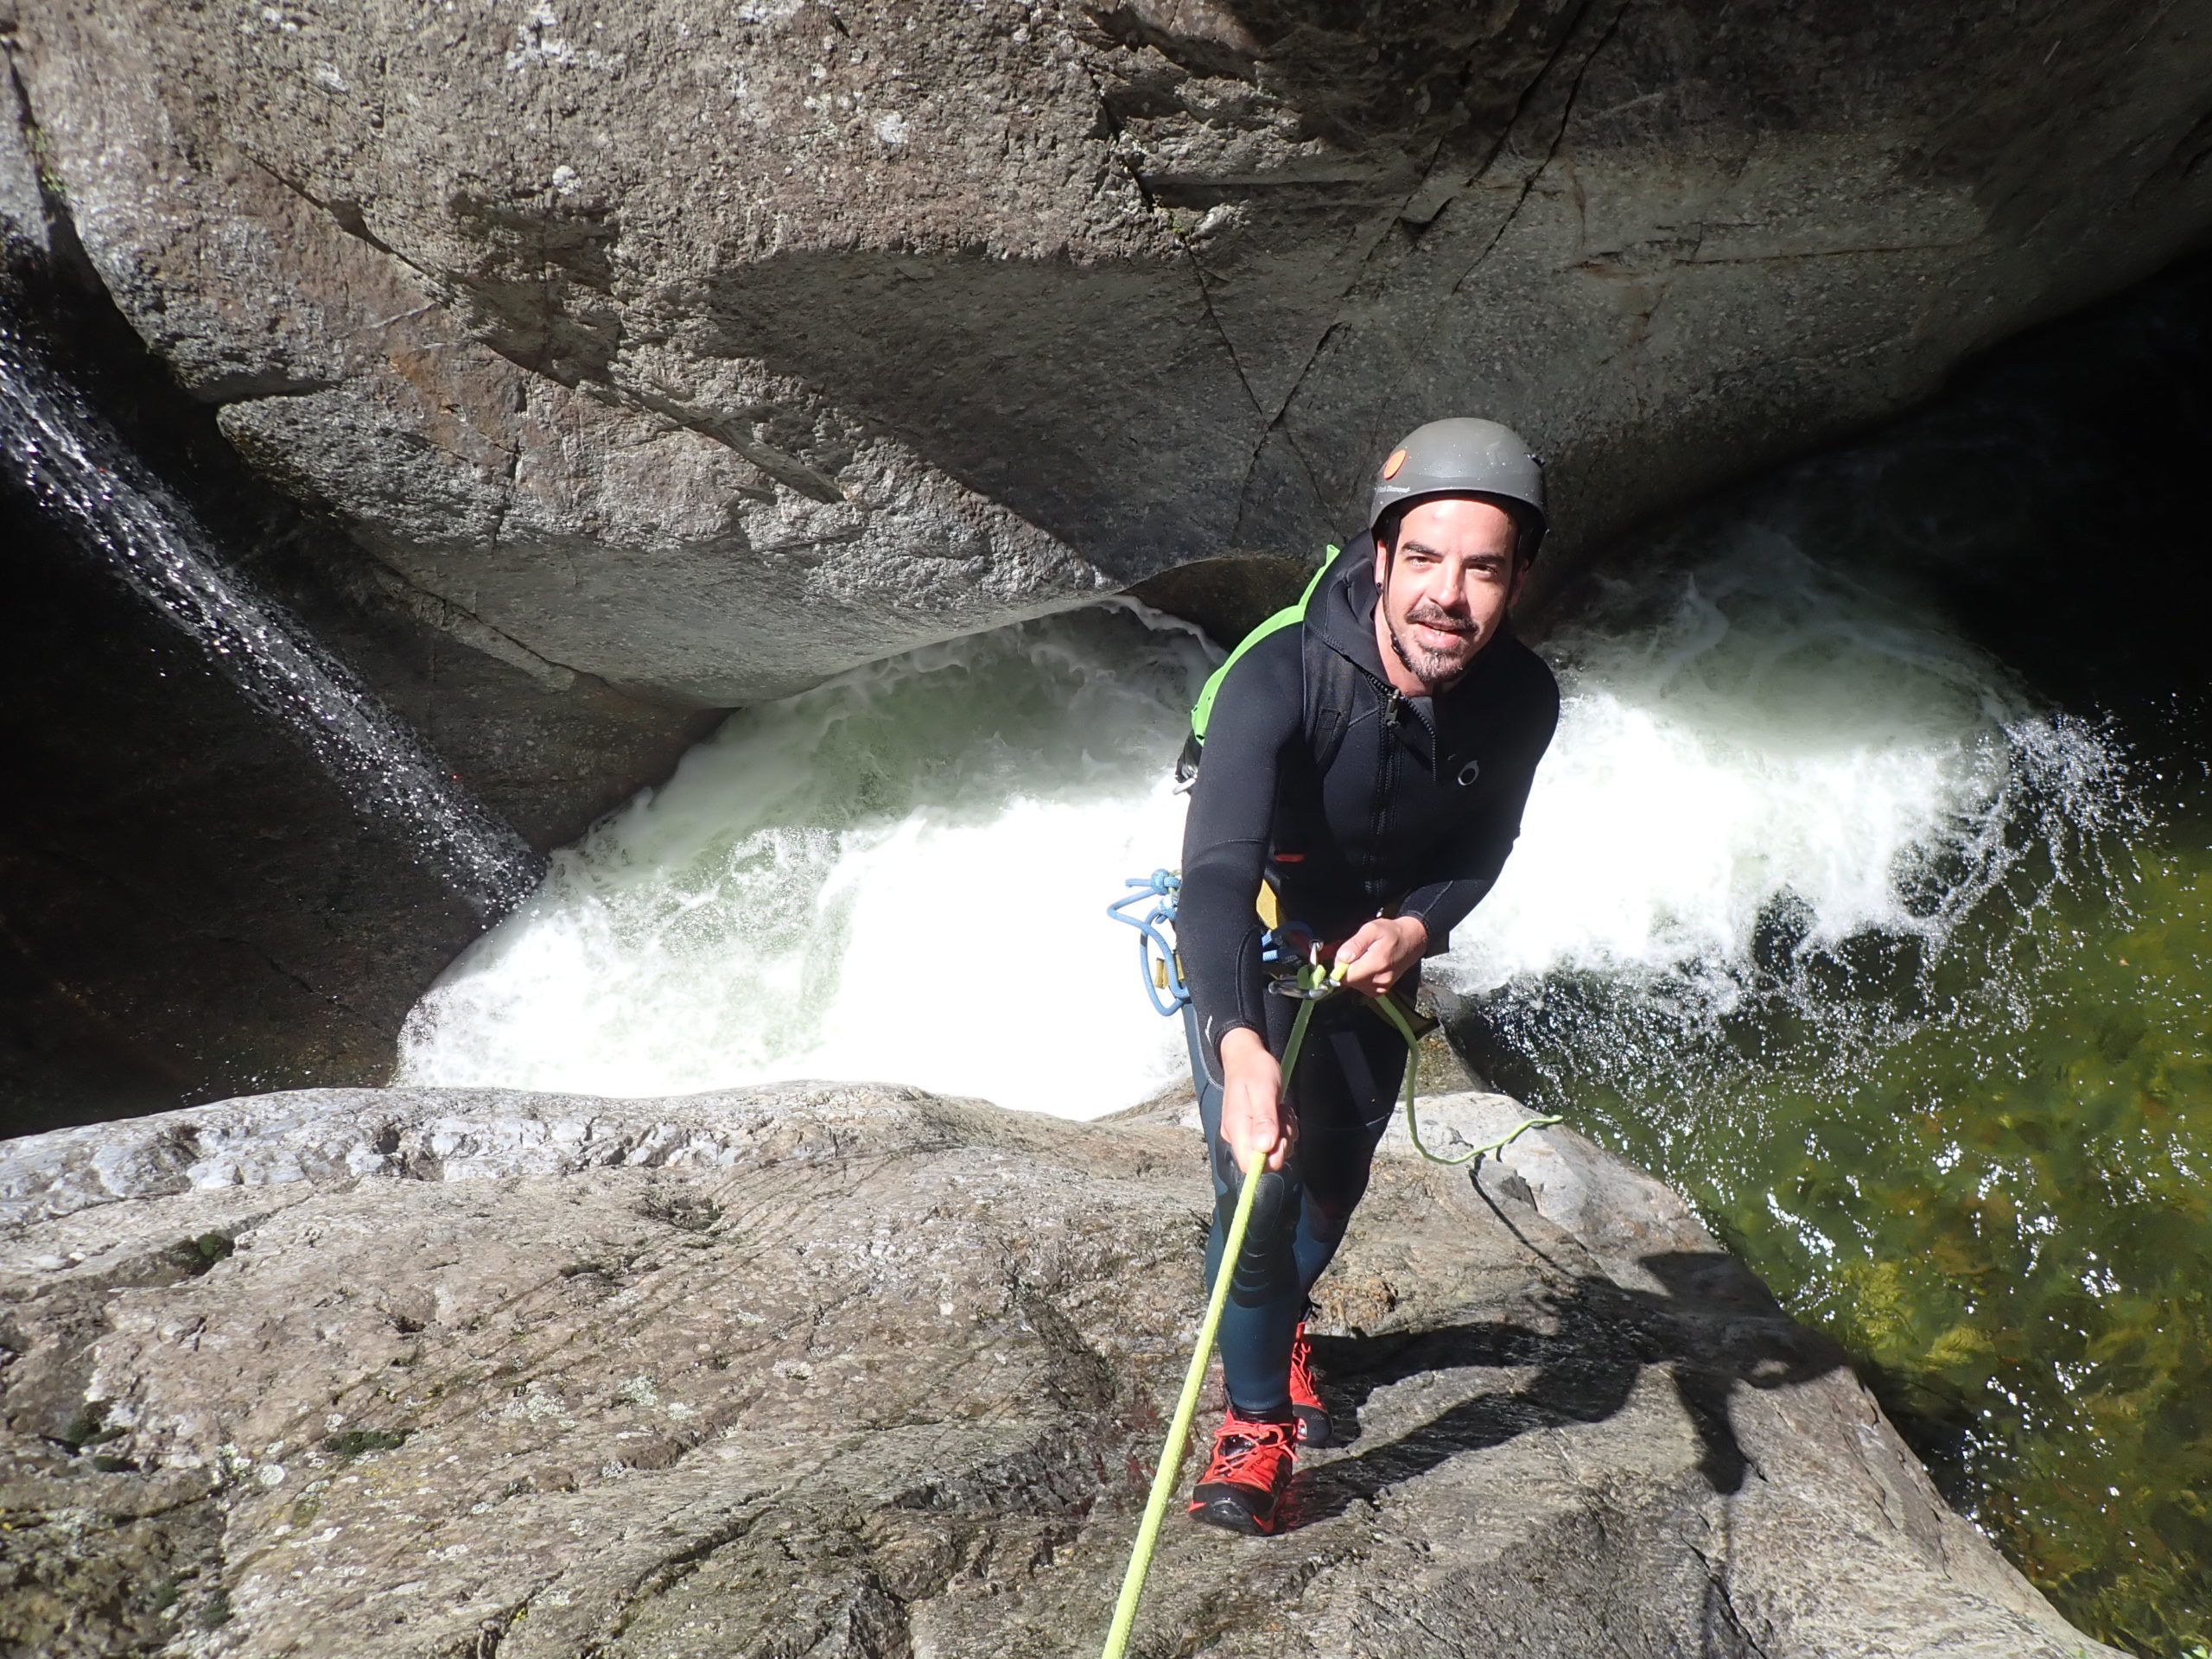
399;536;2113;1116
397;602;1218;1116
1438;534;2075;997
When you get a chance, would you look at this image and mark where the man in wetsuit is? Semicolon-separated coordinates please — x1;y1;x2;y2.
1175;417;1560;1534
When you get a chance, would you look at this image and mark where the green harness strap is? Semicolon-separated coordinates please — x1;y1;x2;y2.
1187;547;1339;742
1098;969;1560;1658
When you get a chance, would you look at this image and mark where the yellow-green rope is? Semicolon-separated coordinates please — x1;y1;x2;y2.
1362;989;1563;1165
1099;967;1560;1657
1097;987;1325;1659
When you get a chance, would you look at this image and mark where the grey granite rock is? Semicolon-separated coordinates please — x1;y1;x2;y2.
0;60;46;269
10;2;2212;696
0;1084;2118;1656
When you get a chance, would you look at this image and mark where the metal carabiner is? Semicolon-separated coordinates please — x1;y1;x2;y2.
1268;954;1344;1001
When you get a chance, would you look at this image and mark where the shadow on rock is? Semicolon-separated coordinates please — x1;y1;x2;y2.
1294;1250;1847;1527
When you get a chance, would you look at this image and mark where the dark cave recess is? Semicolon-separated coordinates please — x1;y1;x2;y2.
0;253;715;1136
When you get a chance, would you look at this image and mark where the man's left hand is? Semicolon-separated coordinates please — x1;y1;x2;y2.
1333;915;1428;995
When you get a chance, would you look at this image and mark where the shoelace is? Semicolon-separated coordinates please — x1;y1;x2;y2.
1209;1420;1294;1476
1288;1339;1319;1403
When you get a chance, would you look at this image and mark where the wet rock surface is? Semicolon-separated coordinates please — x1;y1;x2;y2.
0;1084;2114;1656
2;81;715;1128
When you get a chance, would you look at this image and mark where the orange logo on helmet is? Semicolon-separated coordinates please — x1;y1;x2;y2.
1382;448;1408;480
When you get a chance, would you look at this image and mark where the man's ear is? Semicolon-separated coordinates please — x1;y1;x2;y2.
1371;537;1390;590
1506;554;1531;608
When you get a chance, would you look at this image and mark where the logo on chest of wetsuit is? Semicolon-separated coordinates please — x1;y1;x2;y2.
1455;759;1481;786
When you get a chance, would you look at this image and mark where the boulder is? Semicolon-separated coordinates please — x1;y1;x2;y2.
0;1084;2114;1656
10;1;2212;700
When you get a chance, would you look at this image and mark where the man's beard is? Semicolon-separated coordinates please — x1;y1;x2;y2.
1386;600;1480;687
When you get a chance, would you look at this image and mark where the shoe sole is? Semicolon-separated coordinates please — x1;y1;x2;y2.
1188;1494;1277;1535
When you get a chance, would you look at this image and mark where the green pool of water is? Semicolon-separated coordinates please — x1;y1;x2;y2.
1470;772;2209;1653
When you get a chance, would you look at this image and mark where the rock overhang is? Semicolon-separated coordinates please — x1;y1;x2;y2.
6;0;2211;702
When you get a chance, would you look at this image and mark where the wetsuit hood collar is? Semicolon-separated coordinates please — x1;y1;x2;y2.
1311;534;1391;682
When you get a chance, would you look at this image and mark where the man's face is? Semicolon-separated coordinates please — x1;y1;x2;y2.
1371;496;1526;691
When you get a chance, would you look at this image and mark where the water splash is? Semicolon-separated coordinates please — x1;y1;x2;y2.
0;314;540;918
397;601;1218;1115
397;531;2120;1124
1437;532;2131;1005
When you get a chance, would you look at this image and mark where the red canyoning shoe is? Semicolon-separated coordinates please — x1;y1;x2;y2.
1287;1323;1332;1448
1189;1407;1297;1535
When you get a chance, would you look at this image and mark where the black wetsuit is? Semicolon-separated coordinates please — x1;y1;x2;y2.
1177;535;1558;1414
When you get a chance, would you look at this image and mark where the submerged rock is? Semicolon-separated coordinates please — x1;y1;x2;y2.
0;1084;2112;1656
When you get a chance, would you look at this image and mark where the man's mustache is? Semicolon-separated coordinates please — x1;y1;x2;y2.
1404;600;1474;638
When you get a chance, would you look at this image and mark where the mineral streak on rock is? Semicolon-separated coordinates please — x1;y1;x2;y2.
0;1084;2118;1656
10;1;2212;702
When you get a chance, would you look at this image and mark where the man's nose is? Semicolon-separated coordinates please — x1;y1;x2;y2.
1430;572;1474;612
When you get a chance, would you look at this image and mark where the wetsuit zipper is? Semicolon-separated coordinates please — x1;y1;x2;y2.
1371;683;1402;904
1313;629;1444;912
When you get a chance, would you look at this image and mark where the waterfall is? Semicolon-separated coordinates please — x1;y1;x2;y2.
397;601;1216;1116
0;313;541;919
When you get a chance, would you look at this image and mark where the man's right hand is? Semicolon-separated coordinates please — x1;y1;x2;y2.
1218;1026;1290;1173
